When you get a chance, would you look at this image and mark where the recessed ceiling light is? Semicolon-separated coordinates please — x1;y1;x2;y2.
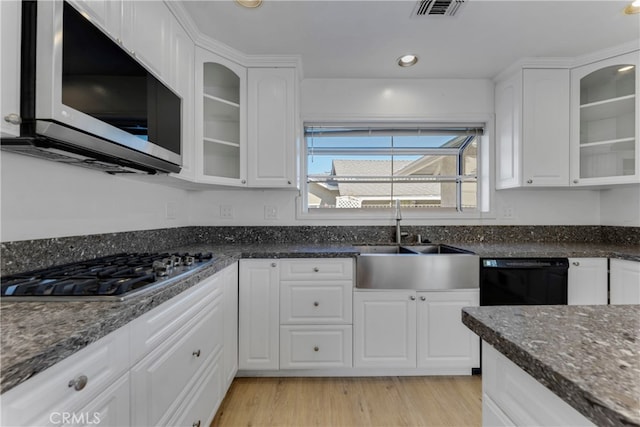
235;0;262;8
618;65;635;72
398;54;418;67
624;0;640;14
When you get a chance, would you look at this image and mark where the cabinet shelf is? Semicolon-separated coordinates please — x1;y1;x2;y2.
580;137;635;148
204;93;240;108
203;137;240;148
580;94;635;123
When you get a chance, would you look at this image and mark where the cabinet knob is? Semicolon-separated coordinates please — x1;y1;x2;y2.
573;179;579;184
526;179;533;184
420;296;426;301
313;267;319;272
3;113;21;125
193;421;201;427
271;262;277;267
313;301;319;307
313;346;319;352
410;296;416;301
68;375;88;391
192;349;201;358
241;179;247;184
287;180;292;185
572;261;580;266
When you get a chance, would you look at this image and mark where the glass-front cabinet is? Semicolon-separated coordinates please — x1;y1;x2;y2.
571;51;639;185
194;47;247;185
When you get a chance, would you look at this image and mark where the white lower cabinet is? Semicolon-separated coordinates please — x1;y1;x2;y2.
353;290;417;368
239;258;354;372
2;263;238;427
610;259;640;305
483;342;593;426
1;324;130;427
567;258;608;305
238;259;281;370
354;289;479;373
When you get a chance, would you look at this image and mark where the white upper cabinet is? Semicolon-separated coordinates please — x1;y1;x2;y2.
1;0;21;137
195;48;247;186
570;51;639;186
247;67;298;188
168;19;195;181
495;67;570;189
68;0;122;41
121;1;173;83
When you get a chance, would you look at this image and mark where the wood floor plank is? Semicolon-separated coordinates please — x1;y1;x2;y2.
212;376;482;427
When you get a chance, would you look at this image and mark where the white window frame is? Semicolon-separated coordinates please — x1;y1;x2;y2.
296;118;493;221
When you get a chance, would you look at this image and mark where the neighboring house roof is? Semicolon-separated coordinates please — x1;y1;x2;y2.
331;159;440;198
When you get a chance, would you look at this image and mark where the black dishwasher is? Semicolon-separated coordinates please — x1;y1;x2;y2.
480;258;569;306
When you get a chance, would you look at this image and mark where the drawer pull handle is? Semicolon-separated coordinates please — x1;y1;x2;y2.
572;261;580;266
193;421;201;427
314;346;319;352
271;263;277;268
527;179;533;184
420;296;426;301
410;296;416;301
193;349;201;358
68;375;88;391
313;267;319;272
313;301;319;307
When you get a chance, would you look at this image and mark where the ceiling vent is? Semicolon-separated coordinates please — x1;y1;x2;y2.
413;0;465;17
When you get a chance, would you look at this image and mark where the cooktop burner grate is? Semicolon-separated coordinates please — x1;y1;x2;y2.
1;252;215;300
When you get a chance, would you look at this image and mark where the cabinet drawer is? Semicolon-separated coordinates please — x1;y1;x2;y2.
280;258;353;281
280;325;352;369
131;292;223;426
280;281;352;324
1;326;130;427
130;272;223;363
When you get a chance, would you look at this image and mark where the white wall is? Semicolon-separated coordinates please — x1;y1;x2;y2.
0;152;191;242
600;186;640;226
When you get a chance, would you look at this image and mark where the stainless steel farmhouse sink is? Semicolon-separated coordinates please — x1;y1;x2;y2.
355;244;479;290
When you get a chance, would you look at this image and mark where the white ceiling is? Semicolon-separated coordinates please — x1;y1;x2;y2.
181;0;640;79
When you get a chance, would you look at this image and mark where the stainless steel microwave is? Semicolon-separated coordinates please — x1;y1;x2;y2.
1;0;182;174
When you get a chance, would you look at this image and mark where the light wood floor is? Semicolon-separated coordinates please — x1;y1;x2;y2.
211;376;482;427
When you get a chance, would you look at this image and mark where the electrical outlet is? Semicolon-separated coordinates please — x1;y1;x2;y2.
502;205;515;219
220;205;233;219
165;202;177;220
264;205;278;220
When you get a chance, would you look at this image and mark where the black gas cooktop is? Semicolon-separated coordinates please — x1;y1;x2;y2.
0;252;215;301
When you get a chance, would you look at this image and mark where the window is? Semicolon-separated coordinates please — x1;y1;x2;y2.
304;123;483;213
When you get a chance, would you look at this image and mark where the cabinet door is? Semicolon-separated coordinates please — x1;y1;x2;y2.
238;259;280;370
353;291;416;368
121;1;172;81
194;47;247;186
495;72;522;189
131;292;223;426
0;0;21;137
570;51;639;186
521;68;570;186
567;258;608;305
67;374;130;427
417;290;479;371
247;67;297;188
223;263;239;389
67;0;122;41
169;19;196;181
610;259;640;305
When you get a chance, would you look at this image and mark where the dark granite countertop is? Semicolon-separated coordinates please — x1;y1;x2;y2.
462;305;640;427
1;240;638;395
449;242;640;262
